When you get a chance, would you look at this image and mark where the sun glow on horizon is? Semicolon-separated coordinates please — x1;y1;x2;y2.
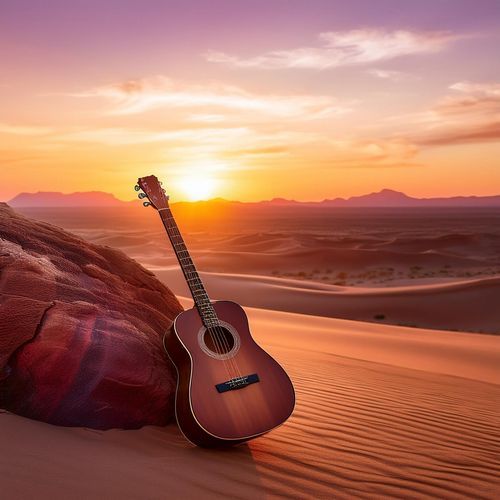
178;175;217;201
172;159;230;201
174;167;218;201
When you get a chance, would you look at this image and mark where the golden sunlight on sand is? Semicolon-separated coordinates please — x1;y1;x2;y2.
1;303;498;498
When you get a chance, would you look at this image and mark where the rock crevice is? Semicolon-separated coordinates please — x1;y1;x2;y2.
0;203;182;429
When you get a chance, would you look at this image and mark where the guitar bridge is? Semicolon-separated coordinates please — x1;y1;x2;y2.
215;373;260;393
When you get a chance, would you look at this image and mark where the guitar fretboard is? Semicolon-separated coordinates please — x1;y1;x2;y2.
158;207;218;328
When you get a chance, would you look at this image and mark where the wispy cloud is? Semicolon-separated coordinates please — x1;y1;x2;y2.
0;123;53;135
324;138;419;168
448;81;500;96
418;122;500;146
69;76;351;118
367;69;408;81
57;126;252;146
205;29;459;70
186;113;226;123
222;145;290;159
410;81;500;146
50;124;325;169
435;81;500;117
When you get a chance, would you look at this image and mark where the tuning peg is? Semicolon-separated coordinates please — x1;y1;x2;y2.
138;193;147;199
143;201;151;207
134;185;140;191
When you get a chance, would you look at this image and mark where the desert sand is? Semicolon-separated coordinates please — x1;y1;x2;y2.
1;300;499;498
15;206;500;333
2;205;498;498
154;268;500;334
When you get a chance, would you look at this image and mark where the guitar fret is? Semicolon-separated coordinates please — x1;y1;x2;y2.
159;202;217;328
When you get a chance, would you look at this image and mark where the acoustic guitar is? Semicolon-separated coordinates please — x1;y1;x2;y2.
136;175;295;447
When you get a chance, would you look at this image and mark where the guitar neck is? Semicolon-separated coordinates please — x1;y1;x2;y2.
158;207;218;327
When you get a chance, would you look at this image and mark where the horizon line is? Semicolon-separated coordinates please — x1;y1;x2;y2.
5;187;500;206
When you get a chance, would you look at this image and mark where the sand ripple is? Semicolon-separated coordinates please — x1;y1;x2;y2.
1;307;498;499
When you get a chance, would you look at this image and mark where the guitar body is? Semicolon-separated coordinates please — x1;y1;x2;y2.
165;300;295;447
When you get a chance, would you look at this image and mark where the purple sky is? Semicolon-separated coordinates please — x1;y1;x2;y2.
1;0;499;201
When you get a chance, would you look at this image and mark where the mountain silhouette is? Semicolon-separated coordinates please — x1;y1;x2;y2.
8;191;131;207
6;189;500;207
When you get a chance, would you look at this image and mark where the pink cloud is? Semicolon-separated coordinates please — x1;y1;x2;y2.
367;69;409;81
206;29;460;70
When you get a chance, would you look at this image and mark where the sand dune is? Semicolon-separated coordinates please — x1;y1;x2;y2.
2;305;499;499
154;269;500;334
15;206;500;308
2;207;499;497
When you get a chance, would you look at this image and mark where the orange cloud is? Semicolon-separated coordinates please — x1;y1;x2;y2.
436;82;500;117
222;145;290;158
56;126;252;146
69;76;351;119
322;138;419;168
417;122;500;146
414;81;500;146
0;123;53;135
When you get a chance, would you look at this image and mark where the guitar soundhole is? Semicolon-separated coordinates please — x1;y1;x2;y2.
198;321;241;359
203;326;235;355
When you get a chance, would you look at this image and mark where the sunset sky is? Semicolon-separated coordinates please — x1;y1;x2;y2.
1;0;499;202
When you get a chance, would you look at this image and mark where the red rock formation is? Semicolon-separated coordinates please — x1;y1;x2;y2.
0;203;182;429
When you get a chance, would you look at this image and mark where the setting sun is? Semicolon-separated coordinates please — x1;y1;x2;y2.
176;172;218;201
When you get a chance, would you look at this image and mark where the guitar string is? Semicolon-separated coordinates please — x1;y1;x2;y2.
161;211;227;360
181;247;242;380
146;182;238;378
165;216;242;380
166;214;244;381
160;211;226;361
155;195;241;380
162;212;233;379
161;210;242;380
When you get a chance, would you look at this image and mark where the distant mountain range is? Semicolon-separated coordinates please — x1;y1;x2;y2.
8;191;131;207
267;189;500;208
7;188;500;208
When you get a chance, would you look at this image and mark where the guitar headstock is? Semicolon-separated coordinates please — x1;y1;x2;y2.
135;175;169;210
